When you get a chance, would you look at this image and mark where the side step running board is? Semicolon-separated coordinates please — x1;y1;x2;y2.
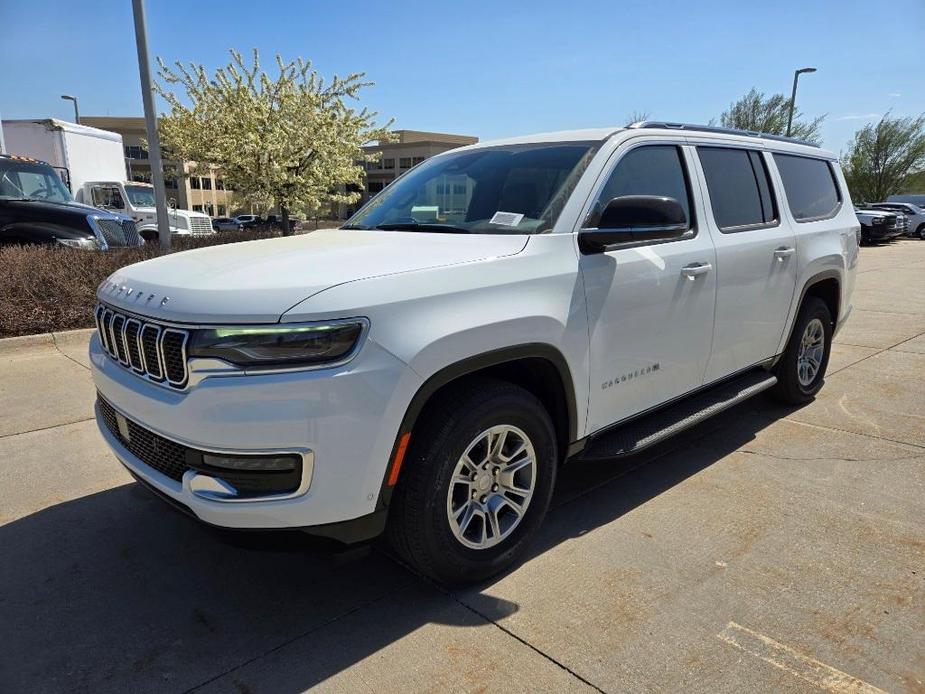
580;370;778;461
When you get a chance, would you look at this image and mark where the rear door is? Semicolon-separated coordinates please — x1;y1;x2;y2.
693;144;797;383
580;140;718;433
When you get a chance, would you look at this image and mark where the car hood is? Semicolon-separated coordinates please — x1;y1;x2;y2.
98;229;529;323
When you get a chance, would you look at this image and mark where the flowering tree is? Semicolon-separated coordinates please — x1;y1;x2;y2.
156;49;392;234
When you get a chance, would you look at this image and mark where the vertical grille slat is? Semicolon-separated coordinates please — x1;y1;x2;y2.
124;319;144;372
95;303;188;389
111;315;128;364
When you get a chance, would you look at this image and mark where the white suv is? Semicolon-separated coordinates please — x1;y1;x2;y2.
90;122;858;583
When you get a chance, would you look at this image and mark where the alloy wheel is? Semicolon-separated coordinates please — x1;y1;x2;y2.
446;425;537;550
797;318;825;387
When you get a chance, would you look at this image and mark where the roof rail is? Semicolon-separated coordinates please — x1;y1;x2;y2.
627;121;820;148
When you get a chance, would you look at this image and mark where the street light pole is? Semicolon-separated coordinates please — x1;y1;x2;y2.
786;67;817;137
131;0;171;252
60;95;80;124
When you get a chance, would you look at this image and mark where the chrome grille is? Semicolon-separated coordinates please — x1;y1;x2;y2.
95;303;189;388
96;219;140;247
189;216;214;235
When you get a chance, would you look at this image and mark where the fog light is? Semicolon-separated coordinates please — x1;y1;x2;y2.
201;453;299;472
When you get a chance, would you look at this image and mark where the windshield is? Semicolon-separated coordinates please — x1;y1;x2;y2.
124;184;156;207
0;159;73;203
346;142;600;234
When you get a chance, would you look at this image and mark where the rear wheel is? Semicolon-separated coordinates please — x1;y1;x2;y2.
387;378;557;584
917;224;925;240
771;297;833;404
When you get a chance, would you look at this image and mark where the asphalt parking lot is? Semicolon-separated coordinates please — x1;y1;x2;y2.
1;240;924;693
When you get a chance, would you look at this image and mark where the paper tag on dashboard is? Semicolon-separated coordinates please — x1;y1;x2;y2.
490;211;524;227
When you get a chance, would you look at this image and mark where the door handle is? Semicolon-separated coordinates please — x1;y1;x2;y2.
774;247;795;261
681;263;712;280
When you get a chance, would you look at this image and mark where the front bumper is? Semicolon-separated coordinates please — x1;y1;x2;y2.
90;331;421;531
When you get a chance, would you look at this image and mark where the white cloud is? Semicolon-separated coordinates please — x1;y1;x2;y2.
888;92;902;97
835;113;881;121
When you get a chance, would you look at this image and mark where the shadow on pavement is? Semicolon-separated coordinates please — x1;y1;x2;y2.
0;397;796;692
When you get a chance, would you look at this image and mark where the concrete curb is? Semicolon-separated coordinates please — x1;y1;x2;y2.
0;328;95;356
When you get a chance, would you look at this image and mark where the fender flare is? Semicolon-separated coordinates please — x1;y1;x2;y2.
775;269;841;364
376;343;578;509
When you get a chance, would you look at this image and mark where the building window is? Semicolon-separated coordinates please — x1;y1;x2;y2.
164;177;178;189
367;181;385;194
124;145;148;160
453;183;467;194
367;160;382;171
201;177;212;190
190;177;201;190
193;204;203;212
217;205;226;216
412;157;425;165
205;203;214;216
382;158;395;169
216;179;225;190
399;157;412;169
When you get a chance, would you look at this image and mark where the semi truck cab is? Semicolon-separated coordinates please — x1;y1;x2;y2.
76;181;215;241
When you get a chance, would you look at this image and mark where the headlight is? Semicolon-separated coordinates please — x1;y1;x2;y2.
57;237;99;250
872;217;884;225
188;320;367;368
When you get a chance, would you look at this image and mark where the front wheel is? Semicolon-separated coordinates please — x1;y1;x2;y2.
771;297;833;404
917;224;925;240
387;378;557;584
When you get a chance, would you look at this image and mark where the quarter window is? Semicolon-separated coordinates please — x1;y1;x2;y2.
698;147;777;230
592;145;692;229
773;154;841;221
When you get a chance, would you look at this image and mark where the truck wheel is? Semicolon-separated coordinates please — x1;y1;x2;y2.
771;297;833;404
387;378;557;584
917;224;925;240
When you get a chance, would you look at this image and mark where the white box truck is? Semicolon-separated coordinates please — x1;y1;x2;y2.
1;119;126;193
2;119;214;241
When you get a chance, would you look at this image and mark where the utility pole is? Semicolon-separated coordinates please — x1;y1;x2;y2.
786;67;817;137
0;109;6;154
131;0;171;251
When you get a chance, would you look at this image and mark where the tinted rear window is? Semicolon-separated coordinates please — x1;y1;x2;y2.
698;147;776;230
773;154;841;221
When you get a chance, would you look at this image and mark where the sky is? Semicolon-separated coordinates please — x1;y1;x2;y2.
1;0;922;154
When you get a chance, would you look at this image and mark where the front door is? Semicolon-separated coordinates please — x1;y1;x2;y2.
580;142;717;434
692;145;798;383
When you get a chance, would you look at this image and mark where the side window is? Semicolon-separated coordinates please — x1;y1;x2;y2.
592;145;692;230
698;147;777;230
90;186;105;207
773;154;841;221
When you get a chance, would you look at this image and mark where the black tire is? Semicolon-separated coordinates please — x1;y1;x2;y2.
771;297;833;404
917;224;925;240
387;378;557;584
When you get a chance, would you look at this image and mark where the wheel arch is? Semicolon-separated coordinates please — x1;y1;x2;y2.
376;343;578;509
775;270;841;364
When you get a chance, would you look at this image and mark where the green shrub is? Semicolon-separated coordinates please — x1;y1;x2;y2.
0;230;289;338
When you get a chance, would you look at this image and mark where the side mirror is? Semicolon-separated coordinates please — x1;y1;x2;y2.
579;195;688;253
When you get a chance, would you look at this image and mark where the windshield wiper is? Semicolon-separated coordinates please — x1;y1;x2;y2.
340;223;370;230
374;222;470;234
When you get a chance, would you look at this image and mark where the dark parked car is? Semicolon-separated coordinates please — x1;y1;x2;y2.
265;214;301;232
855;207;904;245
0;154;142;249
862;202;925;239
233;214;262;230
211;216;242;232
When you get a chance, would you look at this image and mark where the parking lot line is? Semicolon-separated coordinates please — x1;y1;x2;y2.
717;621;887;694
